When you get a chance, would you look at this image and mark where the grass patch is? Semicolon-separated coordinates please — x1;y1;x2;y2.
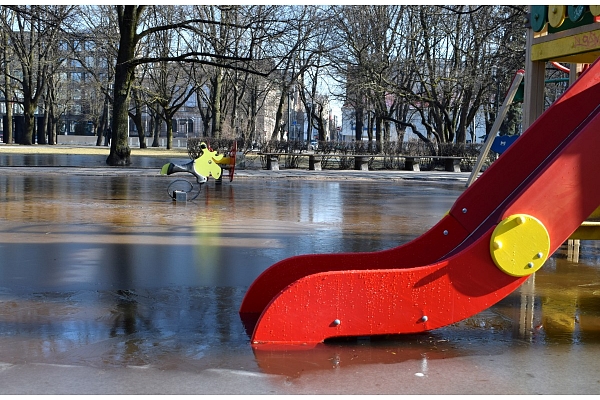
0;144;189;158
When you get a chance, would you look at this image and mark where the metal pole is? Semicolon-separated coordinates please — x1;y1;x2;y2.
287;89;291;141
466;69;525;188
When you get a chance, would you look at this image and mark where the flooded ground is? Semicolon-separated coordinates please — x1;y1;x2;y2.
0;155;599;394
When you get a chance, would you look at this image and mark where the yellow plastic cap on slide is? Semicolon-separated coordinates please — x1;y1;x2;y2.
490;214;550;277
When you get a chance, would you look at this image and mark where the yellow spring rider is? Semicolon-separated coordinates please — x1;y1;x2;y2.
160;141;237;184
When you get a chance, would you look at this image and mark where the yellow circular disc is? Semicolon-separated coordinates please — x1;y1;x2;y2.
590;6;600;16
490;214;550;277
548;5;567;27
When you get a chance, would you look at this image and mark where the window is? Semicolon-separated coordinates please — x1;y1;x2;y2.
83;40;95;52
84;56;95;68
179;120;187;133
185;92;197;107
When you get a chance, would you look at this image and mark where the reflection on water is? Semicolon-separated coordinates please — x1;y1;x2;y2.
0;286;250;369
0;168;600;380
0;174;454;292
536;242;600;344
253;334;462;378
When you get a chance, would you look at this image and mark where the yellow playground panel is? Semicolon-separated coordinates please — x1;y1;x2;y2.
524;6;600;129
525;6;600;241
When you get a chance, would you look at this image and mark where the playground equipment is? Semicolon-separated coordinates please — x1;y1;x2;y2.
467;69;525;188
239;55;600;345
524;5;600;129
160;141;236;200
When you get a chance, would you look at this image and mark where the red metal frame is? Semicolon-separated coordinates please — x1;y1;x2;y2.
240;58;600;345
228;140;237;182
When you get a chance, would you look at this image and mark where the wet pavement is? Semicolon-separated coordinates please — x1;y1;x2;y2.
0;154;600;394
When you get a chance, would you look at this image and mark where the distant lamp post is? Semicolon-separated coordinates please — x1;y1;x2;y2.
306;103;312;150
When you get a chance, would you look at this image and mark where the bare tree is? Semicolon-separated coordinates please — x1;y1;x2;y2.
0;5;76;145
103;5;295;165
73;6;118;146
0;7;15;144
334;5;525;153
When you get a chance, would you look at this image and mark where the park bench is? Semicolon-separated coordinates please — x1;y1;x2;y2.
347;154;467;172
259;152;324;171
403;155;465;172
341;154;467;172
260;153;374;171
259;152;468;172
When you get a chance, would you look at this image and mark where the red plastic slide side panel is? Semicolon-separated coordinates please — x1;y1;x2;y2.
249;102;600;344
250;229;526;344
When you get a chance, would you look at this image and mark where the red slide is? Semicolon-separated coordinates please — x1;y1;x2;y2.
240;59;600;345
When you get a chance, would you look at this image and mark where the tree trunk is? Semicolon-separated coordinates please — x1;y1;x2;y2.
22;100;35;145
96;97;109;146
4;100;12;144
131;112;146;149
108;63;132;165
38;114;47;144
355;107;363;141
47;99;57;145
131;89;147;148
316;109;325;142
272;91;286;141
138;129;147;149
2;43;12;144
152;112;161;147
107;5;140;166
396;126;406;144
211;67;223;139
46;113;54;145
165;116;173;150
45;75;57;145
